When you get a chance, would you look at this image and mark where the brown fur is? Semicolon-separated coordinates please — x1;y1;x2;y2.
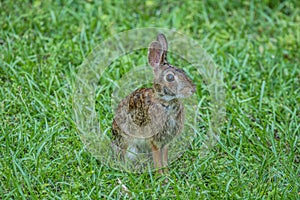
112;33;195;173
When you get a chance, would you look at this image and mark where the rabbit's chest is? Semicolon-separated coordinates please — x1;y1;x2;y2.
153;103;184;146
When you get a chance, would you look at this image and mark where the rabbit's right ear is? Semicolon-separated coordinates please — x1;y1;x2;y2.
148;41;164;68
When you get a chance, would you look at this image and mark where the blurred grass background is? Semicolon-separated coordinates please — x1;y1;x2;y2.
0;0;299;199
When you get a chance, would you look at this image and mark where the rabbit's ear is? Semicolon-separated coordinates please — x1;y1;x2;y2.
148;41;164;67
157;33;168;62
157;33;168;52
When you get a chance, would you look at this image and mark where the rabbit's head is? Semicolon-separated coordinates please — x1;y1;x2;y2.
148;34;196;101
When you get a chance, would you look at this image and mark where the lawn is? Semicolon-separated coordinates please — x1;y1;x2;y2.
0;0;299;199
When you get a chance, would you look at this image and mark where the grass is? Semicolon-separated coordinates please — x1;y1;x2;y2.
0;0;299;199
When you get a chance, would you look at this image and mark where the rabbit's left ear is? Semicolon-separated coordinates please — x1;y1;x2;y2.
157;33;168;62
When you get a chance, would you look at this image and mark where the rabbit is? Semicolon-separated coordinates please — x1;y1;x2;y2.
112;33;196;173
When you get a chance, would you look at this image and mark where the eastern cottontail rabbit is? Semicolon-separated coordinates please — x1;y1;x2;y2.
112;33;196;173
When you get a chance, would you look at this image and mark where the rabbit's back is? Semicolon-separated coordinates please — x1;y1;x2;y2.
128;88;154;127
112;87;184;148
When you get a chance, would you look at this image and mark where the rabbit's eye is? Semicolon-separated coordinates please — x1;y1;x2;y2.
166;74;175;82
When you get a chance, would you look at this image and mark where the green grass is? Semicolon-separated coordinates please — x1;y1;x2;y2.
0;0;299;199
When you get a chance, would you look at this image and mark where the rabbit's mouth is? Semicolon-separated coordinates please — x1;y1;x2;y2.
163;86;176;97
160;86;195;100
177;86;196;98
